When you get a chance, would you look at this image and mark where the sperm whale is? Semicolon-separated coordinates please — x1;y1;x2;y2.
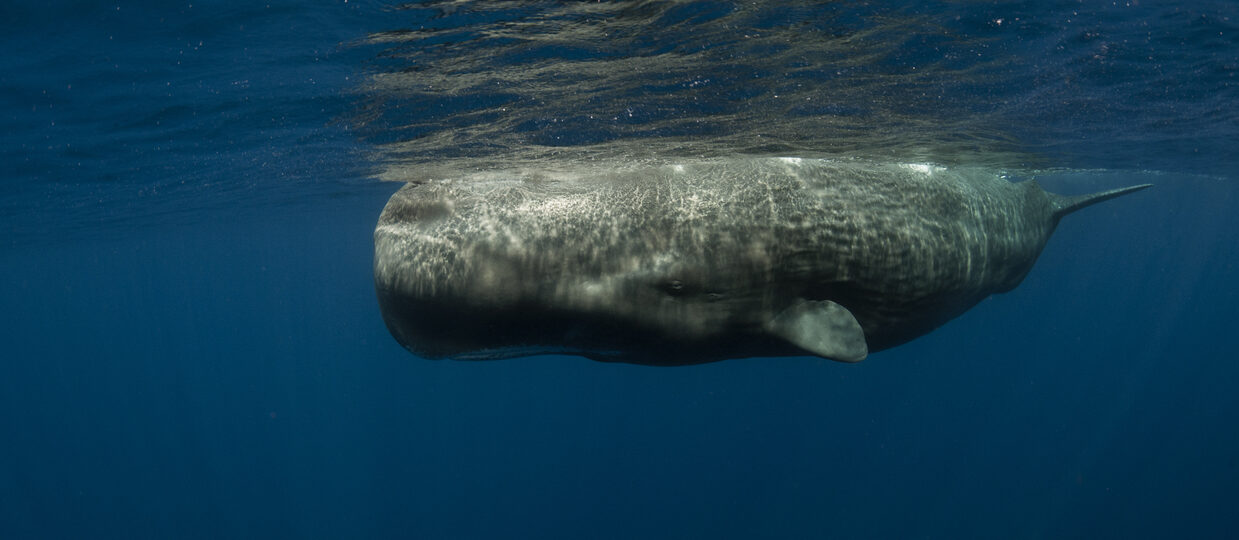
374;158;1149;364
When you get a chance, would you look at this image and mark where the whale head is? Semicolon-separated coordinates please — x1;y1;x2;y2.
373;170;873;364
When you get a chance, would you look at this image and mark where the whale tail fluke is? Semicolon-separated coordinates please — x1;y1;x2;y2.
1051;183;1152;220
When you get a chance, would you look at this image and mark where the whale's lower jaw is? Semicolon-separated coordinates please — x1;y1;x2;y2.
375;286;810;365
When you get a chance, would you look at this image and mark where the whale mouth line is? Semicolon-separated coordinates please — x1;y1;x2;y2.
446;345;612;361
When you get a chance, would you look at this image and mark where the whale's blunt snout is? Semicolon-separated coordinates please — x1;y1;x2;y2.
1051;183;1152;220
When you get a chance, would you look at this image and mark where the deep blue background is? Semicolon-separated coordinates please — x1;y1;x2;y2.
3;2;1238;539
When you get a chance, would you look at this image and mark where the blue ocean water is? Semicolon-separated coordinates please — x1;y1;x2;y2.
2;1;1237;538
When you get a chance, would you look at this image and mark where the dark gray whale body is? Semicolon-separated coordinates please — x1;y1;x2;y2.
374;158;1148;364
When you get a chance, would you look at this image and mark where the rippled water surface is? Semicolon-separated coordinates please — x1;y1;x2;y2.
356;1;1238;179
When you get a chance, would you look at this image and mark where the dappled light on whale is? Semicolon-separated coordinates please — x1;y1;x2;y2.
373;158;1149;364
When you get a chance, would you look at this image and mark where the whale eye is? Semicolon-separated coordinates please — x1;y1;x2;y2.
659;279;697;298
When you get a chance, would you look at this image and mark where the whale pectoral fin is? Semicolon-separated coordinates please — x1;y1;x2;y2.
767;300;869;362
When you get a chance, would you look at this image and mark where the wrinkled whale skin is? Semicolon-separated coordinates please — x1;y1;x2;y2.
374;158;1148;364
